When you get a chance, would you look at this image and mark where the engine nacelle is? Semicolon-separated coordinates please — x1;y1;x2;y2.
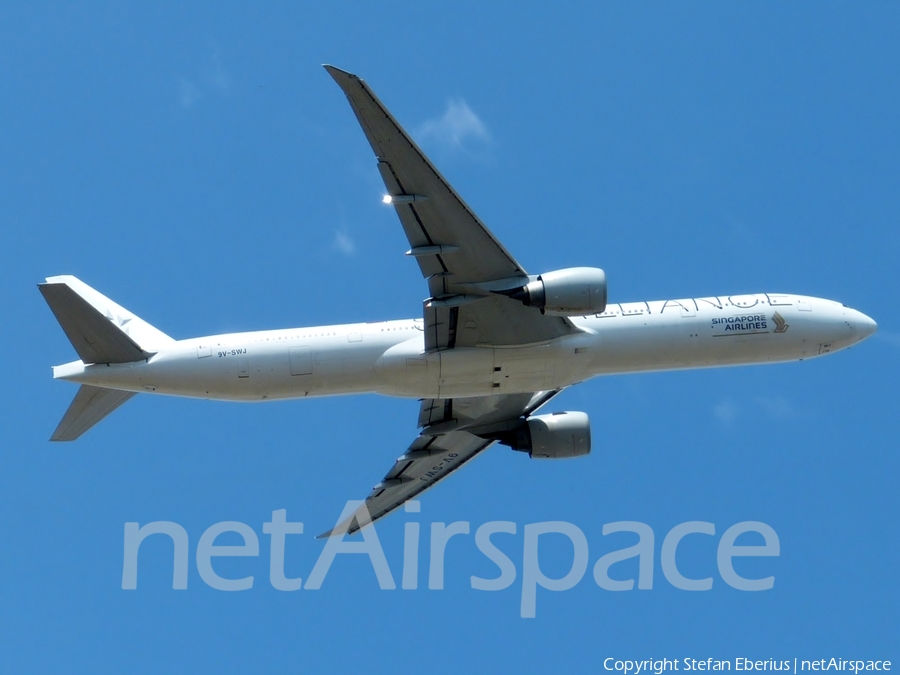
510;267;607;316
499;411;591;459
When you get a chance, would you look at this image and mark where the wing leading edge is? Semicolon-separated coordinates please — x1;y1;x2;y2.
324;64;524;286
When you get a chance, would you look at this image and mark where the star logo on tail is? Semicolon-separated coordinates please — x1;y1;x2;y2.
772;312;789;333
105;309;133;335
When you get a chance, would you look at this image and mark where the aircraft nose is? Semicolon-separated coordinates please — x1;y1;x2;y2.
845;307;877;342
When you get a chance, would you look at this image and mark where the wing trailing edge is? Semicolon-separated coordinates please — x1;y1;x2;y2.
318;390;562;537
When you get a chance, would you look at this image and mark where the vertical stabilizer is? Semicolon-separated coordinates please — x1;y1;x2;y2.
42;275;174;352
38;276;174;364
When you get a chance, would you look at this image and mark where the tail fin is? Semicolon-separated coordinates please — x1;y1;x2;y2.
38;275;174;364
51;385;137;441
39;276;175;441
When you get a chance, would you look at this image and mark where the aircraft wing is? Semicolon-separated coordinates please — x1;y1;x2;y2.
318;390;560;537
324;65;578;349
324;65;524;285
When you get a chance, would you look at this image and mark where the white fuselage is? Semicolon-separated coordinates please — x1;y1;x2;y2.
54;293;876;401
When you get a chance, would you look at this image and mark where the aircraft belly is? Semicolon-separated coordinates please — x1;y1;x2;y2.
491;345;553;393
438;347;495;397
375;341;581;398
59;296;868;405
86;335;595;401
75;337;388;401
437;343;587;397
374;338;440;397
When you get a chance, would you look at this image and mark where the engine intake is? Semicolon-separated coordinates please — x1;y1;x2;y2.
496;411;591;459
508;267;607;316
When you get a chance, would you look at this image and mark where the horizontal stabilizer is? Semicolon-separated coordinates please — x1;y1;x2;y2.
51;385;137;441
39;282;152;364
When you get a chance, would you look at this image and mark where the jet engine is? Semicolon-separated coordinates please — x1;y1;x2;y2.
506;267;607;316
495;411;591;459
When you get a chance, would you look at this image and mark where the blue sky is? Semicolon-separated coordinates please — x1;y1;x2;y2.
2;3;898;672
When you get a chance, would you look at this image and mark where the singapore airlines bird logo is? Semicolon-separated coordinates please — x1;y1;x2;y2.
772;312;789;333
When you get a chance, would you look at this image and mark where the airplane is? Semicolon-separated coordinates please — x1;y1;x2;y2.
39;65;877;537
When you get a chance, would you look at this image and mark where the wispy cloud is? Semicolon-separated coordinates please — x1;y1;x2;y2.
714;399;738;424
208;48;230;94
177;46;231;109
333;231;355;256
875;331;900;348
417;99;490;153
754;395;794;419
179;78;201;108
714;395;798;423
